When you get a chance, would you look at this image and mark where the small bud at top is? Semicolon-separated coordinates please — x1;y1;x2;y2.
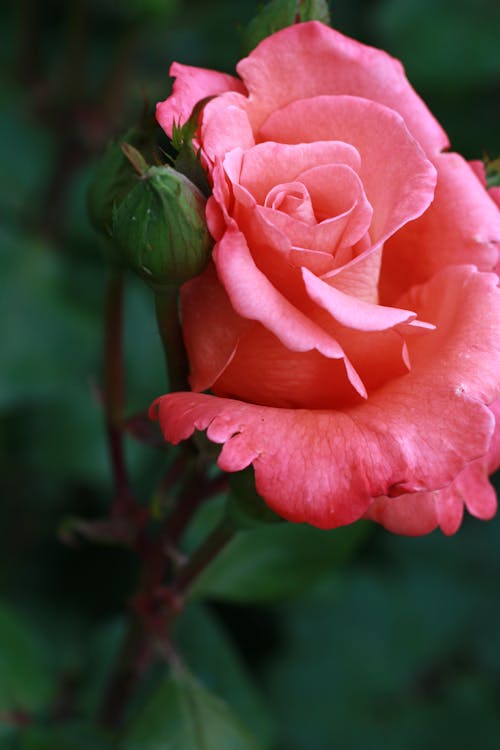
112;165;212;290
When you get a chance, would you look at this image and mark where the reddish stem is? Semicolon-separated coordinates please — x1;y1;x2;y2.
170;518;234;599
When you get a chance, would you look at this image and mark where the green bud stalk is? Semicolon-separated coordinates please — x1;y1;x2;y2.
112;162;213;391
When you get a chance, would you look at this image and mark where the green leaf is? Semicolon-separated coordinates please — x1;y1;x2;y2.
18;724;113;750
260;515;500;750
240;0;330;55
176;604;275;749
0;603;54;713
299;0;330;24
485;157;500;189
122;670;262;750
241;0;297;55
191;511;370;602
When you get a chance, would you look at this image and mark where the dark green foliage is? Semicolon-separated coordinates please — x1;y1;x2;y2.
1;1;500;748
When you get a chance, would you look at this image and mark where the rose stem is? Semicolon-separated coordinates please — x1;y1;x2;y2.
98;617;150;730
104;267;135;516
154;288;189;392
164;471;229;553
169;518;235;599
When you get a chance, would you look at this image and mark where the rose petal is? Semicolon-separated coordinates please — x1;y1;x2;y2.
156;62;245;136
150;377;493;529
181;262;251;392
298;164;373;246
490;187;500;211
380;153;500;302
259;95;437;247
325;245;382;303
152;266;500;529
400;266;500;405
236;21;448;154
302;267;422;332
236;140;361;204
265;181;316;224
213;227;367;397
365;457;497;536
213;325;364;409
486;399;500;475
201;93;255;161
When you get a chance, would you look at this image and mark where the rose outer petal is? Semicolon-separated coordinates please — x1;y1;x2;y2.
151;267;500;531
236;21;448;154
380;153;500;302
156;62;246;137
365;458;497;537
180;263;251;392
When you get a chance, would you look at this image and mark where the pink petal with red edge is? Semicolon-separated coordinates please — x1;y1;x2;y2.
260;95;436;247
156;62;245;137
236;21;448;154
180;263;251;392
380;153;500;302
151;266;500;530
302;267;426;332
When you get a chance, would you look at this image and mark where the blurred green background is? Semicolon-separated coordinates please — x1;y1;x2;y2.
1;0;500;748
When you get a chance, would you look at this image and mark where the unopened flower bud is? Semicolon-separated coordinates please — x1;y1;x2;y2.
112;165;212;290
87;119;157;264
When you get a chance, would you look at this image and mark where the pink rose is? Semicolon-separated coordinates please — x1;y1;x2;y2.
151;21;500;535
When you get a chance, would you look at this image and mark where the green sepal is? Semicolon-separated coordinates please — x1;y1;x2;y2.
171;97;214;197
485;157;500;189
87;116;157;258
